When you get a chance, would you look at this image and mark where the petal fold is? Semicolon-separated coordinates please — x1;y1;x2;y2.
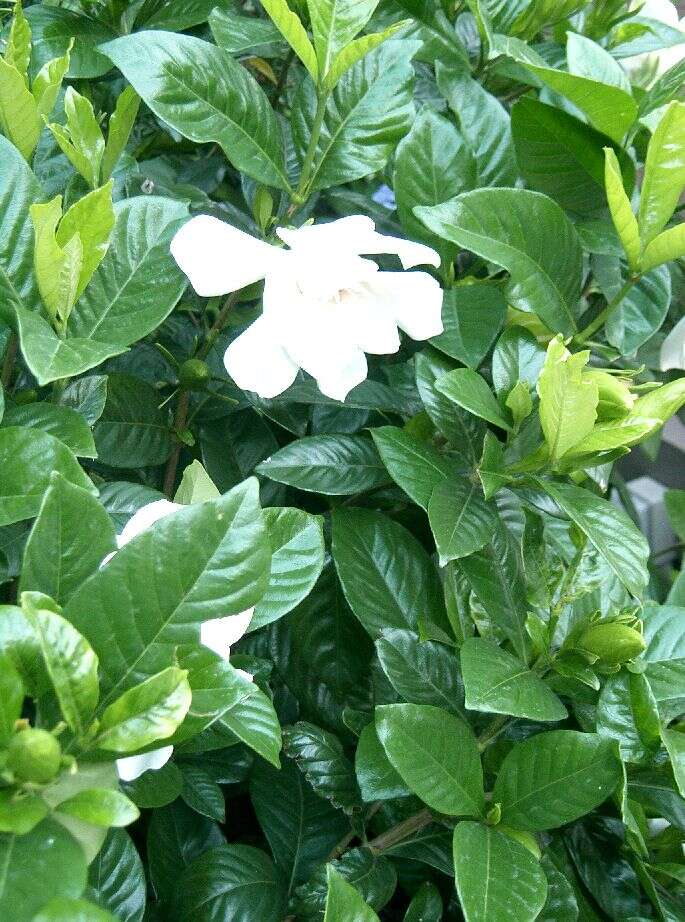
200;608;254;660
224;314;299;398
367;272;444;341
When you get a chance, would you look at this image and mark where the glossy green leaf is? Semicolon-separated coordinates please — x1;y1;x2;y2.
355;723;411;802
493;730;622;830
0;654;23;745
0;790;47;837
181;765;225;822
20;473;115;603
642;603;685;721
371;425;454;511
5;1;31;78
57;789;139;828
604;147;640;271
417;189;583;336
93;374;173;468
403;882;443;922
376;703;484;816
209;7;284;56
492;327;546;396
461;638;567;721
604;265;671;354
537;336;598;463
102;31;290;190
453;822;548;922
292;40;417;191
597;671;661;763
48;87;104;190
430;284;507;370
0;56;39;160
537;478;649;598
324;865;380;922
325;22;408;90
639;101;685;247
436;368;513;431
4;402;96;458
64;479;270;696
333;508;445;637
376;628;463;714
101;87;140;184
32;898;116;922
284;721;360;812
260;0;318;81
174;844;287;922
428;476;498;565
25;6;115;78
566;31;631;92
256;434;389;495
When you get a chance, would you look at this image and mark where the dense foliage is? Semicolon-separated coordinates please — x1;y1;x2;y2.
3;0;685;919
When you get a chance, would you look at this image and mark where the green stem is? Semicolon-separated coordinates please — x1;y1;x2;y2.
162;389;190;498
294;89;328;201
368;808;434;854
477;714;510;751
574;276;639;346
197;291;239;360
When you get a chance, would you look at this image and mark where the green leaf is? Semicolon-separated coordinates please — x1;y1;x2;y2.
30;195;81;327
101;87;140;184
324;865;380;922
0;790;47;836
47;87;105;190
641;222;685;271
174;845;287;922
403;882;443;922
181;765;225;822
492;327;546;396
325;22;408;90
64;479;270;697
3;402;96;458
297;846;396;914
307;0;378;75
122;760;182;808
68;196;188;350
87;829;144;922
250;507;325;631
662;729;685;797
437;64;517;187
284;721;361;812
394;108;476;265
597;671;661;764
260;0;318;81
566;31;631;92
139;0;230;30
461;637;567;721
537;335;598;464
638;101;685;248
355;723;411;801
332;508;445;637
376;703;484;815
32;45;71;121
96;666;191;752
32;898;116;922
57;789;139;827
436;367;513;431
376;628;463;714
93;374;173;468
209;7;284;56
457;516;531;661
25;6;115;79
57;182;115;301
174;460;219;505
453;822;548;922
0;655;23;745
604;147;640;271
21;591;99;735
370;425;455;511
5;1;31;78
430;284;507;370
199;680;282;766
0;426;94;527
0;818;88;922
0;57;39;159
417;189;583;336
256;435;389;495
292;40;417;191
102;31;290;190
250;758;350;891
512;97;622;216
428;476;498;565
537;478;649;598
493;730;622;830
604;264;671;355
642;603;685;721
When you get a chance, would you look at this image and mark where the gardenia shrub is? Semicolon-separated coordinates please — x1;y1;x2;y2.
3;0;685;919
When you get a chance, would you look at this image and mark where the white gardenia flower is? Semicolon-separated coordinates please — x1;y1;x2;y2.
112;500;255;783
170;214;444;401
660;315;685;370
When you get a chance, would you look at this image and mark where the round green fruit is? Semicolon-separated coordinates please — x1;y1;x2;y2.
179;359;211;391
6;728;62;784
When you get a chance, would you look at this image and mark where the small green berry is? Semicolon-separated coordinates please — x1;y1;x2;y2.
6;728;62;784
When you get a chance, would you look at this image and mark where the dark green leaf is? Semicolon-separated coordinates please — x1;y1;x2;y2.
93;374;173;468
430;284;507;369
376;628;463;714
283;721;361;813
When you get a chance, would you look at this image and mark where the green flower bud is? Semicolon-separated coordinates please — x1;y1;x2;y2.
6;728;62;784
179;359;211;391
577;622;646;666
583;369;635;420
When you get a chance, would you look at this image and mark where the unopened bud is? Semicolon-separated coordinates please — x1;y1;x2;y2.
584;369;635;420
577;622;646;666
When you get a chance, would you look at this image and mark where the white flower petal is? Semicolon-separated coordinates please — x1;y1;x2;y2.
367;272;444;341
171;215;281;297
116;746;173;782
306;341;368;401
200;608;254;660
337;287;401;355
235;668;254;682
117;500;183;548
661;315;685;370
632;0;679;26
224;314;299;398
359;231;441;269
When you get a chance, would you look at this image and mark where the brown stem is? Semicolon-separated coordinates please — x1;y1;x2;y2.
163;389;190;498
367;808;433;854
1;333;17;389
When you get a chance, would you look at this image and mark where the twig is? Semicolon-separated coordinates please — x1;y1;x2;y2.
197;291;239;360
367;808;433;854
163;389;190;498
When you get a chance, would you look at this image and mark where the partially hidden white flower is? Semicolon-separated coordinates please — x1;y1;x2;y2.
170;214;444;402
116;745;174;782
624;0;685;82
111;500;255;782
660;315;685;370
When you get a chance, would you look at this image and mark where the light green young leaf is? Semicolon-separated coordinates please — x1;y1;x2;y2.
5;1;31;79
641;223;685;272
259;0;319;82
453;822;548;922
57;181;115;300
174;460;220;505
56;789;139;828
325;21;408;89
32;44;72;120
604;147;640;272
0;57;39;159
436;367;513;431
639;101;685;247
30;196;83;328
566;31;631;93
324;866;380;922
307;0;378;75
101;86;140;183
0;655;23;746
662;729;685;797
48;86;105;189
21;591;99;736
376;703;484;816
537;335;598;464
96;666;192;752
